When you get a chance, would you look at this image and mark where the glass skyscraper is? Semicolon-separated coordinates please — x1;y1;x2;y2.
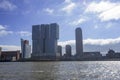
31;23;59;59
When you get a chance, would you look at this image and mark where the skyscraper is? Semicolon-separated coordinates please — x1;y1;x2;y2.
65;45;72;57
75;27;83;56
21;39;31;58
57;45;62;57
31;23;59;59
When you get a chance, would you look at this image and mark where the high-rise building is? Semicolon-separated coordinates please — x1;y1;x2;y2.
31;23;59;59
75;27;83;56
57;45;62;57
21;39;31;58
65;45;72;57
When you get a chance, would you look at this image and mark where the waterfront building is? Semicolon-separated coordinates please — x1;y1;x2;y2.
83;52;102;59
57;45;62;57
106;49;115;58
106;49;120;58
65;45;72;57
21;39;31;58
0;50;20;61
31;23;59;59
75;27;83;56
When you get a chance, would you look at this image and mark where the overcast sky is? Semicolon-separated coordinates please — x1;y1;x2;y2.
0;0;120;55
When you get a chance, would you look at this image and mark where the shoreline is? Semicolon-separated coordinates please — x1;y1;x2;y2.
1;58;120;62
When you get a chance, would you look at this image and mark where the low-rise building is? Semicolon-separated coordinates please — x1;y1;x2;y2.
83;52;102;59
0;50;20;61
106;49;120;58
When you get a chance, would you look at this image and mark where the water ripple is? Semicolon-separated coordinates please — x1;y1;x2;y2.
0;61;120;80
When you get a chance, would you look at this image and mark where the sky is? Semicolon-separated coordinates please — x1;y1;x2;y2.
0;0;120;55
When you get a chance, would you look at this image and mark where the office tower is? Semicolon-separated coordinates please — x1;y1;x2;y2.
32;23;59;59
21;39;31;58
65;45;72;57
57;45;62;57
75;27;83;56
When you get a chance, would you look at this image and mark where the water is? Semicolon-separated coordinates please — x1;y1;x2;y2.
0;61;120;80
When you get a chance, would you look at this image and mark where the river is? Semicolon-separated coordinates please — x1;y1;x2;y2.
0;61;120;80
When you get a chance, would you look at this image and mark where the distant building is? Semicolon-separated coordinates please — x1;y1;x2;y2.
106;49;120;58
114;52;120;58
62;45;73;60
31;23;59;59
0;47;2;59
65;45;72;57
106;49;115;58
83;52;102;59
75;27;83;57
21;39;31;58
0;47;2;55
57;45;62;57
1;50;20;61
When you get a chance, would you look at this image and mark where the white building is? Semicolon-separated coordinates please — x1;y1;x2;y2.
21;39;31;58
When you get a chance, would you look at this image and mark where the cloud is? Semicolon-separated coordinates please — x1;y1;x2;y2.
61;0;76;14
58;37;120;54
84;38;120;46
58;40;75;47
59;37;120;46
99;5;120;21
18;31;31;37
93;22;115;29
0;25;6;30
0;30;13;36
0;45;20;51
0;25;13;36
43;8;54;14
85;1;116;13
0;0;17;11
70;18;86;26
85;1;120;21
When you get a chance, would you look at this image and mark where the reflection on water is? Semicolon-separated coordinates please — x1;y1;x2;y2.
0;61;120;80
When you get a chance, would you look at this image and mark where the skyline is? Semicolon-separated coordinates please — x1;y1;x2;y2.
0;0;120;55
